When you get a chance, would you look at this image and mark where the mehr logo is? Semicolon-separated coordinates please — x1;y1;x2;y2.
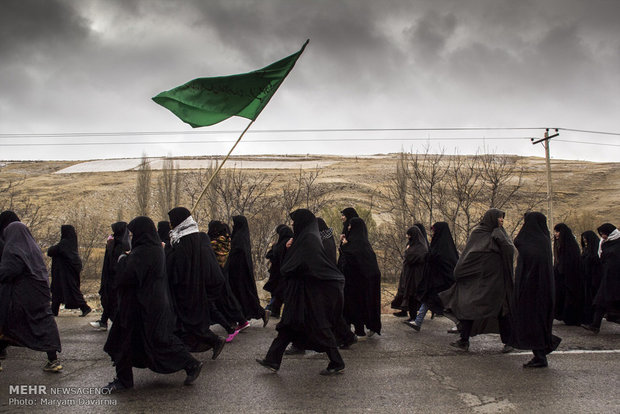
9;385;47;395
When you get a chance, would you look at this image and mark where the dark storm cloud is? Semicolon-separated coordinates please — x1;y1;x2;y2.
0;0;618;160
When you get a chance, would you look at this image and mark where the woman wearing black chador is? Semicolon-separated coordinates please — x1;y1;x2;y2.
508;212;561;368
47;225;91;317
225;215;268;326
256;209;346;375
553;223;583;326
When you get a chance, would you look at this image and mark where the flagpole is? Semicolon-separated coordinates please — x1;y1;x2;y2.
190;119;255;215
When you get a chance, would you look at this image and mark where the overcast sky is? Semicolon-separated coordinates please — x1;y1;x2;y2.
1;0;619;161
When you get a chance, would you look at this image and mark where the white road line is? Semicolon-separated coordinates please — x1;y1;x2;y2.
508;349;620;356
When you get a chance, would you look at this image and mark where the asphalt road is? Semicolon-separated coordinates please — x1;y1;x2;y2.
0;310;618;413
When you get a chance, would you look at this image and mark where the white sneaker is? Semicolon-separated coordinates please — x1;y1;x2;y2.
89;321;108;331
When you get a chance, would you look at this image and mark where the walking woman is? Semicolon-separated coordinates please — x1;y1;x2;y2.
339;217;382;337
508;212;561;368
256;209;346;375
582;223;620;333
580;230;602;325
439;208;515;352
553;223;583;325
0;222;63;372
391;226;428;322
226;215;269;326
47;225;91;317
91;221;130;331
411;222;458;331
103;216;202;393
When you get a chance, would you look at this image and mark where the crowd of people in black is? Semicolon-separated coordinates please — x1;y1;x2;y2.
0;206;618;392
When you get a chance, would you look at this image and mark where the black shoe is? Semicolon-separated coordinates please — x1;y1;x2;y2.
501;345;515;354
212;337;226;360
406;321;421;332
256;358;279;372
184;362;203;385
102;378;131;394
447;327;460;334
262;310;271;328
0;348;7;360
79;306;92;317
393;311;408;317
581;324;600;334
284;345;306;355
319;366;345;376
339;335;358;350
523;358;548;368
450;340;469;351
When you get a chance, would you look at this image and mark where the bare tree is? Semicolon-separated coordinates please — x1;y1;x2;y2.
135;154;152;216
156;157;182;221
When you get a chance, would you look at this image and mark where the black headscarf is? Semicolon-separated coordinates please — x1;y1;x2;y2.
168;207;191;229
157;221;171;242
60;225;78;251
0;210;21;257
597;223;616;237
281;209;344;282
128;216;162;248
112;221;130;251
340;207;359;238
230;215;253;273
264;224;294;294
414;223;429;248
1;222;49;283
207;220;229;240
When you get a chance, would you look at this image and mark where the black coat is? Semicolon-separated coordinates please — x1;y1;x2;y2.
594;237;620;312
339;217;382;335
104;216;194;374
0;222;61;353
440;209;515;321
553;223;583;325
166;231;224;351
47;225;87;309
264;225;294;298
580;231;602;324
225;215;264;320
416;222;458;314
99;221;129;321
391;226;428;311
277;209;345;351
508;212;561;353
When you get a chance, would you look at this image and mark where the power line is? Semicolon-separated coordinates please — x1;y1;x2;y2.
559;127;620;137
0;136;534;147
0;127;549;139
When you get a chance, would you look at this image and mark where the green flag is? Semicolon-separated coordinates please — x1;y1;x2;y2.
152;40;308;128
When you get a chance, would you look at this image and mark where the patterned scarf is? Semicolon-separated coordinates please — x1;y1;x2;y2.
169;216;199;245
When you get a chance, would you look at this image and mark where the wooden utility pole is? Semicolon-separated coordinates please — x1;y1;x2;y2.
531;128;559;231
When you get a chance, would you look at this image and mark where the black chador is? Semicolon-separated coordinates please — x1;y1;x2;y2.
553;223;583;326
103;216;202;392
338;207;359;247
226;215;267;324
0;222;63;371
158;220;172;256
47;225;91;317
0;210;20;257
580;231;602;325
439;209;515;350
391;226;428;319
207;220;249;338
257;209;346;375
317;217;337;266
417;222;458;316
583;223;620;333
166;207;226;357
264;224;294;318
508;212;561;368
339;217;382;336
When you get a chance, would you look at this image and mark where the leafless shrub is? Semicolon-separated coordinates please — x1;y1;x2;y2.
135;154;152;216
